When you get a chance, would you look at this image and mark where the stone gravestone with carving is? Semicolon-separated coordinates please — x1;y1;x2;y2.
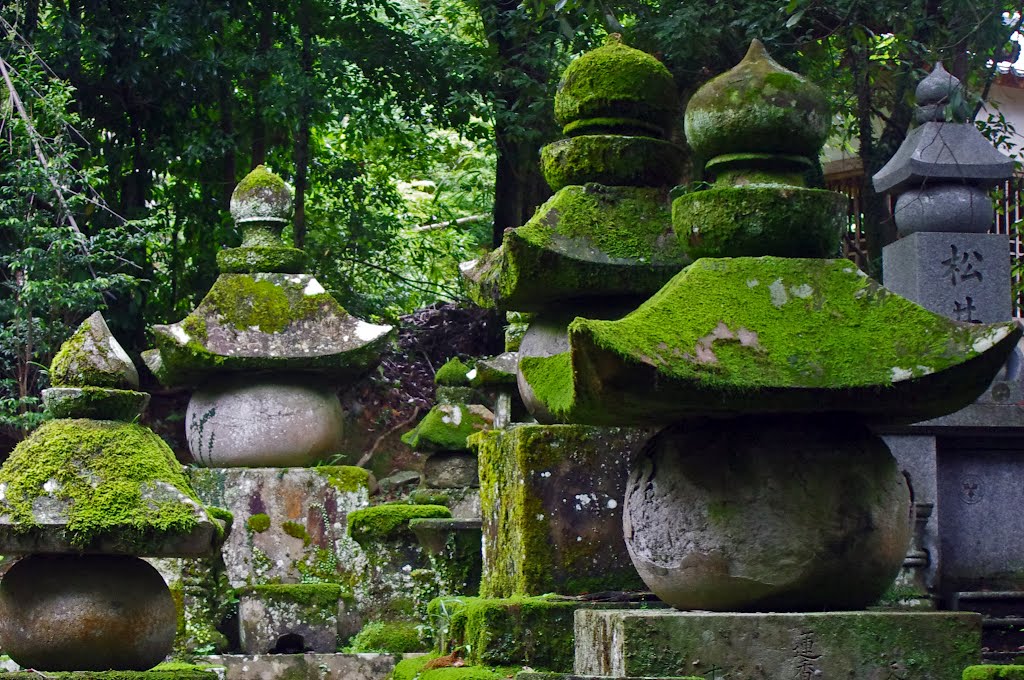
518;41;1020;679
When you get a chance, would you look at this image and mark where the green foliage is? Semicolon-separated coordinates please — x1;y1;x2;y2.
347;620;427;653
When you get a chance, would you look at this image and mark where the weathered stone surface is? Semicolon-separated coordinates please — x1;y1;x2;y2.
187;378;345;467
462;186;685;312
684;40;829;162
520;257;1021;426
409;518;482;595
431;596;662;672
624;417;912;611
42;386;150;421
873;122;1015;194
50;311;139;389
883;232;1011;324
204;653;397;680
238;584;357;654
540;135;683;191
0;419;221;557
893;184;994;235
0;555;177;671
230;165;293;229
474;424;651;597
518;675;696;680
188;467;370;589
574;609;981;679
147;272;392;387
470;352;519;386
423;451;479;488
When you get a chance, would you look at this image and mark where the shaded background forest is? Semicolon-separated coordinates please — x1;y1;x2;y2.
1;0;1020;455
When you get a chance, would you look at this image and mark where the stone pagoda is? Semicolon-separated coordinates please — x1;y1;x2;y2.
0;313;225;673
520;41;1021;678
461;36;688;604
144;165;393;468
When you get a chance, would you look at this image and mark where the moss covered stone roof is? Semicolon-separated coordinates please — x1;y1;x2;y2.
519;257;1021;425
0;419;225;556
462;185;689;311
146;272;393;387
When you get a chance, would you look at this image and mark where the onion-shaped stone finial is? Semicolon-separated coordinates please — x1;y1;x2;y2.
685;39;829;164
915;62;968;124
230;165;293;226
554;34;679;138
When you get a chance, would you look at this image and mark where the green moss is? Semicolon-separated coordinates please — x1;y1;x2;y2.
0;419;210;550
282;520;310;544
409;489;451;506
390;654;523;680
554;37;678;137
684;39;829;161
521;257;1021;424
206;505;233;538
347;504;452;544
246;513;271;533
198;273;335;334
217;246;307;274
49;316;131;389
243;582;343;609
315;465;371;493
234;164;286;194
43;387;148;421
428;596;581;671
347;620;427;653
964;665;1024;679
540;135;682;191
402;404;489;452
435;357;473;386
672;185;845;258
296;546;344;584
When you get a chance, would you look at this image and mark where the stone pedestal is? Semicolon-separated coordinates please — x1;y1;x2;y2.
574;609;981;679
882;232;1010;323
205;653;397;680
474;425;651;597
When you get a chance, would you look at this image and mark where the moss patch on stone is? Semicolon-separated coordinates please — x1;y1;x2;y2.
463;186;688;311
540;135;682;191
242;582;343;609
428;595;582;671
0;419;210;551
347;620;426;653
347;504;452;543
198;274;334;335
50;314;136;389
672;185;845;259
315;465;371;493
554;37;678;137
390;654;522;680
217;246;307;274
246;513;271;533
282;520;310;544
43;387;149;421
964;666;1024;679
520;257;1021;425
403;404;490;452
435;357;473;386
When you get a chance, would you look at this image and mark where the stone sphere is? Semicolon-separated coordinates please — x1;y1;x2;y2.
685;39;829;162
554;35;679;138
623;416;912;611
187;377;344;467
894;184;993;236
230;164;293;225
0;555;176;671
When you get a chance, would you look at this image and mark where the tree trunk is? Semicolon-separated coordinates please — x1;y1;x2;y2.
293;0;313;249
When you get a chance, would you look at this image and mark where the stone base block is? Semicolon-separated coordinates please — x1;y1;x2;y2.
432;596;663;672
239;585;358;654
574;609;981;679
205;653;397;680
882;232;1010;323
474;425;651;597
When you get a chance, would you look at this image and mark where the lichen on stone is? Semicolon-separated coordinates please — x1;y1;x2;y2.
216;246;307;274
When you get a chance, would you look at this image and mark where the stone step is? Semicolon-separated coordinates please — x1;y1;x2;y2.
948;591;1024;662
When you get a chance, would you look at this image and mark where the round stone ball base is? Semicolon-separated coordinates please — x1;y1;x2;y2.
187;376;344;467
0;554;177;671
623;416;912;611
895;183;993;236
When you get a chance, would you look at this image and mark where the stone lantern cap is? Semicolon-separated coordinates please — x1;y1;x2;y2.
873;63;1014;194
518;257;1021;426
0;313;228;557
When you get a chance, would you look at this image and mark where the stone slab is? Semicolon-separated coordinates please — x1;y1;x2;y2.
204;653;397;680
574;609;981;679
936;437;1024;592
883;232;1011;323
475;425;651;597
